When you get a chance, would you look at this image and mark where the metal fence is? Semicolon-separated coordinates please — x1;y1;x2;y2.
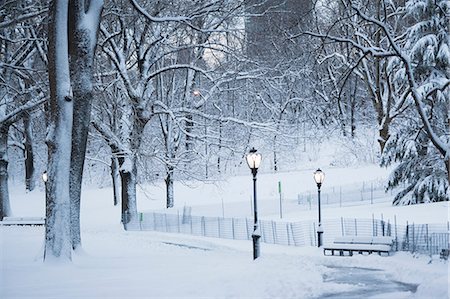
296;180;392;208
126;212;450;256
127;212;315;246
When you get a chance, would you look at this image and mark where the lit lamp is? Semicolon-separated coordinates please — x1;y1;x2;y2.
246;147;262;259
42;171;48;183
313;168;325;247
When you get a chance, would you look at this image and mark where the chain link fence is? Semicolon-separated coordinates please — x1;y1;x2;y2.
125;211;450;256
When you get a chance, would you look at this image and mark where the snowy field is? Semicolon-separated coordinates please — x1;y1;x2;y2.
1;164;449;298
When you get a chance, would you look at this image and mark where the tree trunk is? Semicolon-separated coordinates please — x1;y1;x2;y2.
0;125;11;220
350;100;356;138
445;157;450;186
217;121;222;174
111;156;120;206
378;119;391;154
45;0;72;261
185;115;193;151
119;155;138;228
68;0;103;251
273;135;278;172
23;114;35;192
165;166;174;208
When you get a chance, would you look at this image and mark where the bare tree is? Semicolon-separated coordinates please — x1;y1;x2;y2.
306;0;449;203
0;0;47;219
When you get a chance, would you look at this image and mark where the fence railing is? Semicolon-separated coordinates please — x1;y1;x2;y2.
126;212;450;256
296;180;392;208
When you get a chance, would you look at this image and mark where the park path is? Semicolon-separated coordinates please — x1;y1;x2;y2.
319;265;418;298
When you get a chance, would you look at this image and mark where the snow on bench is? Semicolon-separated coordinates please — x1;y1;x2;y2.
0;217;45;226
323;236;394;256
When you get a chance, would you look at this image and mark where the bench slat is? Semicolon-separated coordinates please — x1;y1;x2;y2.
0;217;45;226
324;244;391;252
324;235;394;256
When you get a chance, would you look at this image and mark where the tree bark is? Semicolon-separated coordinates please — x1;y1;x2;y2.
0;125;11;220
68;0;103;251
378;119;391;153
45;0;72;261
165;166;174;208
119;154;138;227
23;114;35;192
111;156;120;206
273;135;278;172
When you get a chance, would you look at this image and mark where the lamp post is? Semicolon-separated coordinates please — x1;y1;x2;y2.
246;147;262;260
313;168;325;247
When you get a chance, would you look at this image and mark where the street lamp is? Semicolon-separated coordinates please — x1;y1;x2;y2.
42;171;48;183
313;168;325;247
246;147;262;260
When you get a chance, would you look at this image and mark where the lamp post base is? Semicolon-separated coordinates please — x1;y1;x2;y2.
252;234;261;260
317;231;323;247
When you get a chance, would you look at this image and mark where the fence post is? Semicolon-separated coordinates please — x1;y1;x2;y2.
272;221;277;244
387;219;391;236
394;215;398;251
428;236;432;257
290;223;296;246
177;210;181;233
426;224;429;252
232;218;235;240
354;218;357;236
313;221;317;246
372;214;375;236
406;221;409;251
341;217;344;236
261;220;265;243
201;217;205;236
164;214;168;232
245;218;250;240
139;212;143;231
286;223;290;246
370;182;373;204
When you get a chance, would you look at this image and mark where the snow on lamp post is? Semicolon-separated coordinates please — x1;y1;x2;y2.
313;168;325;247
246;147;262;260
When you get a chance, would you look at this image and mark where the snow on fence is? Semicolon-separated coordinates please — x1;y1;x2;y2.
126;212;450;256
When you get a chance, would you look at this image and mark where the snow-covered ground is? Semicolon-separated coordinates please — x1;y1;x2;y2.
1;164;449;298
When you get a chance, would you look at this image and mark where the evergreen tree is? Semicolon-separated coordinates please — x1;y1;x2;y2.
382;0;449;204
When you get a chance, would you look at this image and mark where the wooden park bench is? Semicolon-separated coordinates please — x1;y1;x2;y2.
0;216;45;226
323;236;394;256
